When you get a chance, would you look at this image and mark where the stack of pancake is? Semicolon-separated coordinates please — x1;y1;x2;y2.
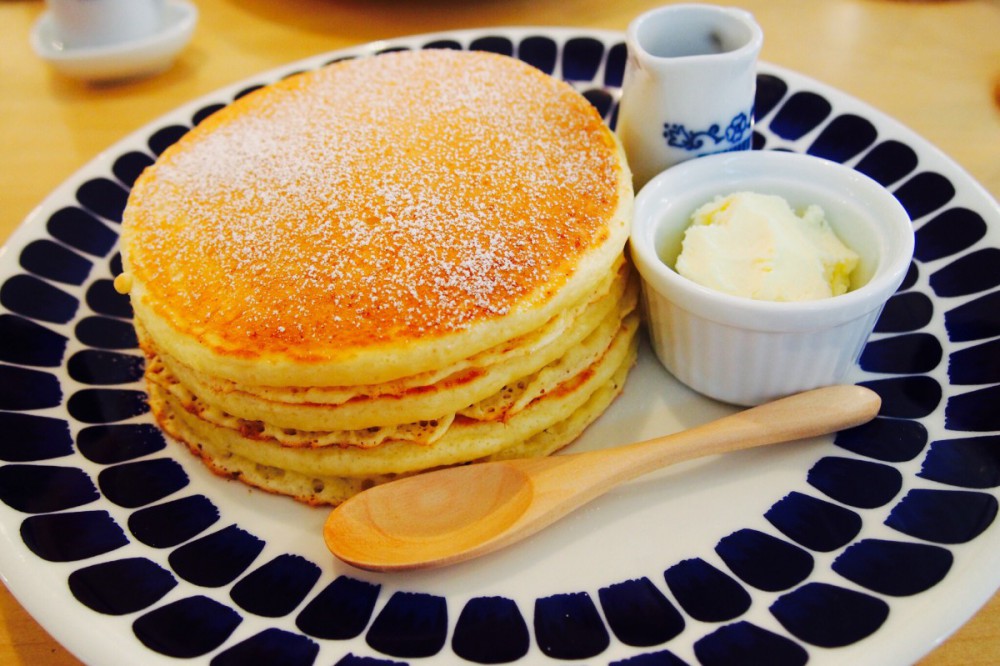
116;48;638;505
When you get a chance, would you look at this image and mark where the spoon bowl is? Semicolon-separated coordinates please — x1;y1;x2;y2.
325;384;881;571
329;463;534;568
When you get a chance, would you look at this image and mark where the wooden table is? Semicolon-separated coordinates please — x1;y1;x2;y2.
1;0;998;664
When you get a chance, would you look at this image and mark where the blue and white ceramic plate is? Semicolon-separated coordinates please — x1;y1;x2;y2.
1;28;998;666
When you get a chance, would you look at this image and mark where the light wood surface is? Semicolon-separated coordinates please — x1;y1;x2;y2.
1;0;998;663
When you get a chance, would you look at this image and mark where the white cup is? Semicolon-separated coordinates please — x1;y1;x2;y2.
47;0;166;49
630;152;914;406
617;4;764;189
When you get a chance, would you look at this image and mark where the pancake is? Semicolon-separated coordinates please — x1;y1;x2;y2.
147;352;636;506
119;48;632;387
145;292;637;452
117;48;637;505
146;316;639;505
149;257;634;432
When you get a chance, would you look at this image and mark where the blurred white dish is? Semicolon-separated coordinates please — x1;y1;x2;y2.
30;0;197;82
630;151;915;406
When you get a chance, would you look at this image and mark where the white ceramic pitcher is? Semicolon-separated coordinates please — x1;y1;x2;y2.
617;4;764;189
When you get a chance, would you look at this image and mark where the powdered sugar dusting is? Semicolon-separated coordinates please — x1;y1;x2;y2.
125;49;620;353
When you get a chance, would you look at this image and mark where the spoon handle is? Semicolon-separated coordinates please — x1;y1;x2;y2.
635;383;881;465
515;384;881;513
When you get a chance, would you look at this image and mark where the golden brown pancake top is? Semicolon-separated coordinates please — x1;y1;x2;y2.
123;49;621;360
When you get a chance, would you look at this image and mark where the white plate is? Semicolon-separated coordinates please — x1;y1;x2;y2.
1;28;998;666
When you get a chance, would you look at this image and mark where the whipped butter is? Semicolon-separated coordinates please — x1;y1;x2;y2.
674;191;859;301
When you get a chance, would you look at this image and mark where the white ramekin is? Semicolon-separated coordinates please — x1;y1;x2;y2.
629;151;915;405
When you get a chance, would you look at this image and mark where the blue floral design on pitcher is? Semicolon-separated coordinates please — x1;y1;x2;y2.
664;109;753;153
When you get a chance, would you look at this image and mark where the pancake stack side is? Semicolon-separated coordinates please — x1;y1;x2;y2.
117;49;638;505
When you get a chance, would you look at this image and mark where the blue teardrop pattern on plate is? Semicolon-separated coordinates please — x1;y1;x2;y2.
582;89;617;122
0;364;61;410
333;654;407;666
75;315;138;349
714;528;814;592
946;384;1000;432
611;649;690;666
127;494;220;548
20;510;128;562
859;333;942;375
470;35;514;57
75;177;129;223
859;376;942;419
229;553;321;618
0;412;73;461
111;151;155;188
68;557;177;615
919;435;1000;488
67;349;144;385
67;388;148;424
949;338;1000;385
19;239;93;286
854;139;919;187
806;456;903;509
767;91;832;141
764;491;862;552
534;591;609;660
885;488;998;544
168;524;265;587
944;290;1000;343
98;458;188;508
85;278;133;318
132;595;242;658
517;35;558;75
930;248;1000;297
834;416;928;463
893;171;955;221
604;42;628;88
832;539;953;597
563;37;605;81
0;314;68;367
45;206;119;257
598;577;685;647
77;423;166;464
1;274;79;324
106;249;123;277
663;558;752;623
805;114;878;164
234;83;266;100
452;596;530;663
296;575;381;640
771;582;889;648
608;104;622;132
899;261;920;292
874;292;934;333
211;628;319;666
754;74;789;122
914;207;988;263
193;103;227;126
693;621;808;666
366;591;448;659
420;41;460;55
0;464;98;513
147;125;190;156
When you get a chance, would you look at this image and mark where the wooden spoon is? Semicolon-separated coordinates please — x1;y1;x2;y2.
324;384;880;571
